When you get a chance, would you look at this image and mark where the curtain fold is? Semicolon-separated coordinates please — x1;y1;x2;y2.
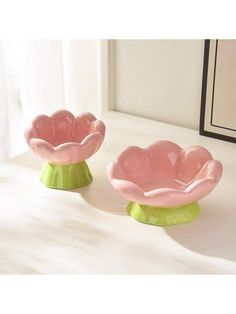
0;39;100;162
0;42;9;161
20;40;66;121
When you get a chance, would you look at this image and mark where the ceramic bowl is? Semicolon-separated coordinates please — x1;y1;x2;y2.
107;140;223;226
25;110;106;189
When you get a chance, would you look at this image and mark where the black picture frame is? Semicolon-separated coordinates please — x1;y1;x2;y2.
199;39;236;144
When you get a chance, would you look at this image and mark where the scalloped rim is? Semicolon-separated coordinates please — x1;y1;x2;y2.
25;110;106;164
25;110;105;147
107;140;223;207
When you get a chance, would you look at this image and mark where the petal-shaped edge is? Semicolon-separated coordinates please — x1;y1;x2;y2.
30;131;104;164
77;112;97;124
143;160;223;207
109;140;182;182
107;141;223;207
89;119;106;138
25;114;54;146
50;110;75;145
147;140;182;180
51;109;75;122
73;112;105;144
114;146;150;181
73;112;96;141
25;110;106;164
177;145;213;183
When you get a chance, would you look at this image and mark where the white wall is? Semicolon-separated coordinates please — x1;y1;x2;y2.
20;40;205;130
109;40;205;130
20;40;206;130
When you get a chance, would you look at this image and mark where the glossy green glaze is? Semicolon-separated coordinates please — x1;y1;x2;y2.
40;161;92;189
127;201;201;226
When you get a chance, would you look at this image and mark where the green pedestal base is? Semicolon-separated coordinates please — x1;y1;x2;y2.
40;161;92;190
127;201;201;226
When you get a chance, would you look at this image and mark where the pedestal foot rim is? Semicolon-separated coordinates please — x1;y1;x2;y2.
40;161;92;190
127;201;201;226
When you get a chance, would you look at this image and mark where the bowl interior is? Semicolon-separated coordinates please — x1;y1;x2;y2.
34;114;93;147
112;144;213;192
135;177;188;192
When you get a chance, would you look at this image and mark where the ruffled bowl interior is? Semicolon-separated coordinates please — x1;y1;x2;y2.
110;141;220;193
28;110;102;147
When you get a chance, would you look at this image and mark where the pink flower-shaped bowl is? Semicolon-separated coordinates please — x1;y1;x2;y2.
25;110;106;189
107;140;223;226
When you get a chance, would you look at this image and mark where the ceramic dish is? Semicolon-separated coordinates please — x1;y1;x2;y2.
107;140;223;226
25;110;105;189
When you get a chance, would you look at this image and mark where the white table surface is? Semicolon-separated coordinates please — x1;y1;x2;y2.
0;111;236;274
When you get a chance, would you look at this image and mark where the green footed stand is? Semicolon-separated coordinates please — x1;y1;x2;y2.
127;201;201;226
40;161;92;190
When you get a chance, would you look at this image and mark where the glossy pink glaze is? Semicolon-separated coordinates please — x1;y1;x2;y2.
107;140;223;207
25;110;106;164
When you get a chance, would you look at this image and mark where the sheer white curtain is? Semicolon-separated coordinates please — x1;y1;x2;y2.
0;39;100;162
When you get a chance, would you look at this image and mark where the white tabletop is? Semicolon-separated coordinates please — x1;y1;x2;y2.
0;111;236;274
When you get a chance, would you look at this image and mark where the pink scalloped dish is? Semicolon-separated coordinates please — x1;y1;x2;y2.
107;140;223;226
25;110;106;189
